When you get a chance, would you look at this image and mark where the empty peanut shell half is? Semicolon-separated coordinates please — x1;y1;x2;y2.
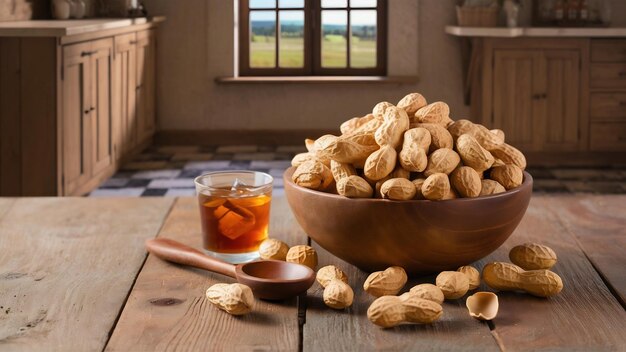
466;292;499;321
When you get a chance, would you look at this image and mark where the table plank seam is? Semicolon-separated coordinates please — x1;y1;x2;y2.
547;204;626;310
101;197;179;352
487;320;507;352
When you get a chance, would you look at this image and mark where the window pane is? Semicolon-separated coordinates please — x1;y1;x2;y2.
279;0;304;8
279;11;304;68
321;10;347;68
250;11;276;68
250;0;276;9
350;10;376;68
350;0;376;7
321;0;347;8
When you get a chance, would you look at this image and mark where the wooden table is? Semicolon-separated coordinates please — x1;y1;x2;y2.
1;195;625;351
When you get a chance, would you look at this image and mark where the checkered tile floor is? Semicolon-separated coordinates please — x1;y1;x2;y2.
88;145;626;197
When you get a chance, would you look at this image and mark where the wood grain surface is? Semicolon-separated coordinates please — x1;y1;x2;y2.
546;195;626;306
473;195;626;351
105;196;309;352
303;244;500;352
0;197;174;351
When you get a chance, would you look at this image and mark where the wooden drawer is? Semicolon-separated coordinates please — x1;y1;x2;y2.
590;93;626;121
590;122;626;151
591;40;626;62
591;63;626;88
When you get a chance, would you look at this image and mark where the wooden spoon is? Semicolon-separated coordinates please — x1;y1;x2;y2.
145;238;315;300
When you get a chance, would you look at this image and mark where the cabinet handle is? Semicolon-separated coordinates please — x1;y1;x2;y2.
84;109;90;114
129;40;138;45
81;50;96;57
136;85;142;90
90;107;95;112
532;94;542;100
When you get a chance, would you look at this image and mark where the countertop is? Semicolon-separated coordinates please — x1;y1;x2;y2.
0;16;165;37
446;25;626;37
0;195;624;351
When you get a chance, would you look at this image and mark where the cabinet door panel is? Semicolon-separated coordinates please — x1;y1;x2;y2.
91;39;114;175
136;29;156;143
113;33;137;157
543;50;580;150
492;50;538;150
62;42;92;195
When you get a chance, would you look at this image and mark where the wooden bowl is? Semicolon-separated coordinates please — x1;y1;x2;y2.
283;168;532;275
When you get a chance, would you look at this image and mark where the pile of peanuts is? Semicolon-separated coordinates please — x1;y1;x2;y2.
291;92;527;200
205;240;563;329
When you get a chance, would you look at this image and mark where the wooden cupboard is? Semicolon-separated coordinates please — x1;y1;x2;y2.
62;38;115;195
470;37;626;164
0;21;161;196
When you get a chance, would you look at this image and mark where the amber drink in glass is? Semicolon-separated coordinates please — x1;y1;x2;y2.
194;171;273;263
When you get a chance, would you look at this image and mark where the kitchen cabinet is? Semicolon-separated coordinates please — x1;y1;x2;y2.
113;29;156;160
456;34;626;163
489;44;581;152
113;32;138;156
136;30;156;145
0;18;163;196
62;38;114;195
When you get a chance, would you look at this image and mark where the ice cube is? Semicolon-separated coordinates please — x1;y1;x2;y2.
214;201;256;240
230;178;250;195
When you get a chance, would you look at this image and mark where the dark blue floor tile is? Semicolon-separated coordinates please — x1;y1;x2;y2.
141;188;168;197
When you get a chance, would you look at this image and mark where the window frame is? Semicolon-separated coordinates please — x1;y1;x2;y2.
238;0;387;76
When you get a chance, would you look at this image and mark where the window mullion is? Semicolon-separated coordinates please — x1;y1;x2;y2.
346;7;351;69
275;7;279;69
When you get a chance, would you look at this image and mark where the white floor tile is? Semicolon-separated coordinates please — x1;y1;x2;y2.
89;188;145;197
148;179;196;188
184;161;231;170
131;169;181;179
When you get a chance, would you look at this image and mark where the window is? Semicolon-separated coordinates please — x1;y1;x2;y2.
239;0;386;76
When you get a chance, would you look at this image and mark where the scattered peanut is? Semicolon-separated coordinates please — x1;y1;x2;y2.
368;293;443;328
509;243;558;270
205;283;254;316
324;279;354;309
457;265;481;290
436;271;470;300
316;265;348;287
258;238;289;261
286;245;318;270
409;283;445;304
364;266;408;297
482;262;563;297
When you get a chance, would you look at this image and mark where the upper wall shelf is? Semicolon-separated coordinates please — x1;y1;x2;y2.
445;25;626;38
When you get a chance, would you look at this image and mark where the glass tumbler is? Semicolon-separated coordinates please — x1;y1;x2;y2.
194;171;273;263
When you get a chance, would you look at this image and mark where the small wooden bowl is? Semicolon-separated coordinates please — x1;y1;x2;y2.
284;168;533;275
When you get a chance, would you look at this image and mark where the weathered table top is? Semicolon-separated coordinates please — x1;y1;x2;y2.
0;195;624;351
